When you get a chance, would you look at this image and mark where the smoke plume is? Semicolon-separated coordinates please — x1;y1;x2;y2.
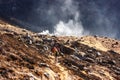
53;0;89;36
0;0;120;39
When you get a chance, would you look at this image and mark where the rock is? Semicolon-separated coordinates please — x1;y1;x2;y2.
29;40;33;44
112;42;119;48
4;29;13;33
29;76;35;80
85;57;95;63
44;72;49;79
96;52;101;56
114;70;120;75
26;64;34;69
87;49;93;53
108;50;118;54
74;54;85;60
23;76;29;80
39;63;49;67
5;33;14;37
0;47;5;55
21;56;35;64
0;68;7;75
23;33;33;44
65;40;70;45
64;60;72;67
22;29;26;32
42;38;53;43
74;47;79;53
79;52;86;57
70;55;80;60
9;55;18;61
83;67;88;70
72;65;79;70
60;45;74;55
0;68;9;78
43;45;49;51
108;60;116;65
112;66;120;71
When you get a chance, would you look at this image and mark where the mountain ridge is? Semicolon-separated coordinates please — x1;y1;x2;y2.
0;19;120;80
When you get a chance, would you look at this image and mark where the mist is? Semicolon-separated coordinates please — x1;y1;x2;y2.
0;0;120;39
53;0;89;36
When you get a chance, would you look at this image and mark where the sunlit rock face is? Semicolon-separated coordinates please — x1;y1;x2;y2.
0;19;120;80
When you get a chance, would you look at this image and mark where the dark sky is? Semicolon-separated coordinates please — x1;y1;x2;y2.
0;0;120;39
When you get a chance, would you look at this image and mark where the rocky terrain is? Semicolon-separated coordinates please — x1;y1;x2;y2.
0;19;120;80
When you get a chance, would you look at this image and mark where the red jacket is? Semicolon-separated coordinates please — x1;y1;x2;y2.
51;47;58;53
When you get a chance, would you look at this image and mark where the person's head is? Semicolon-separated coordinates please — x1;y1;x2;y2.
54;43;60;47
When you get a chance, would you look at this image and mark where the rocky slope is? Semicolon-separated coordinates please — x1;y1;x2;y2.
0;19;120;80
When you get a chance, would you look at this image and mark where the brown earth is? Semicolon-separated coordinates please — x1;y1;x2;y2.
0;19;120;80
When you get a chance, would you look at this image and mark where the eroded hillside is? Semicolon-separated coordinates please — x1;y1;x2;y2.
0;20;120;80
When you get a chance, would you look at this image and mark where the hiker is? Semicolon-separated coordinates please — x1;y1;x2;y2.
51;46;59;63
51;44;60;62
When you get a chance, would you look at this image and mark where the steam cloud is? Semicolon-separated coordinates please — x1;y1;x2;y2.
41;0;89;36
34;0;119;38
0;0;120;39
